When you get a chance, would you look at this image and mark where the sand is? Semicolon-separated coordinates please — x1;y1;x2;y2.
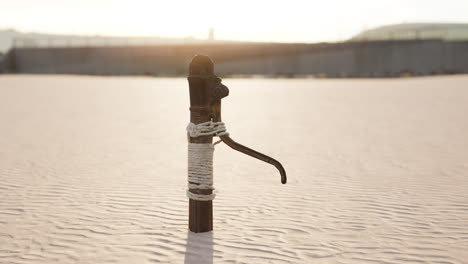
0;75;467;264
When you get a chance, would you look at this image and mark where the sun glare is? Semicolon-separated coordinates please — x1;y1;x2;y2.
2;0;468;42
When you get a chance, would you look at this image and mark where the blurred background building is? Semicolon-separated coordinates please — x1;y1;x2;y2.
1;23;468;77
351;23;468;42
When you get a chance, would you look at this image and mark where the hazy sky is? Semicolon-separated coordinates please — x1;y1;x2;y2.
1;0;468;42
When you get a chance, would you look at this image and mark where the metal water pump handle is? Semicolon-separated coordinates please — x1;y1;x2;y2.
210;76;287;184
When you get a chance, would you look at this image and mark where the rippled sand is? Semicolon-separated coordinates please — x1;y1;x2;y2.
1;75;467;263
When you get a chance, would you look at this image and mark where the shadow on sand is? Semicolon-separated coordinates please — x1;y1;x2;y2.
184;231;214;264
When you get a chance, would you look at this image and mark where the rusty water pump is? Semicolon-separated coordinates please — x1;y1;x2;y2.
187;54;286;233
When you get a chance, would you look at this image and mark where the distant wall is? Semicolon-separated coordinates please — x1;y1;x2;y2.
4;40;468;77
0;54;3;73
215;40;468;77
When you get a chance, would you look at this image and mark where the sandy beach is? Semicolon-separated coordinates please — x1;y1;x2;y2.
0;75;467;263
